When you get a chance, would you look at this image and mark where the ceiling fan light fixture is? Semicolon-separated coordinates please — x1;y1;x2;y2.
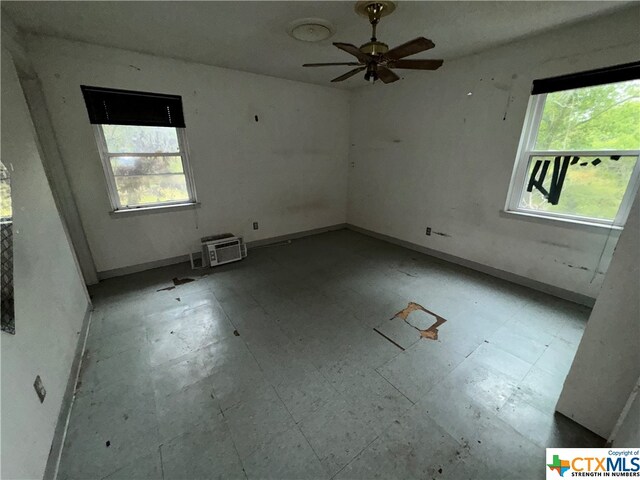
302;1;443;84
288;18;335;42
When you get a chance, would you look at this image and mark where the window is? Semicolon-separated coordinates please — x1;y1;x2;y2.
81;86;197;211
1;161;14;334
1;162;11;221
506;62;640;227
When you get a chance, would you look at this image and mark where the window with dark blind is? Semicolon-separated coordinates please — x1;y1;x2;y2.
81;86;197;211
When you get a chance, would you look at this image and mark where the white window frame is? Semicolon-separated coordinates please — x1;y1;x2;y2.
505;92;640;229
93;125;198;212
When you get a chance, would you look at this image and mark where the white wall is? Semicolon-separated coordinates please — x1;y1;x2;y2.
2;14;98;286
25;36;350;276
0;49;90;480
347;7;639;299
556;191;639;438
611;380;640;447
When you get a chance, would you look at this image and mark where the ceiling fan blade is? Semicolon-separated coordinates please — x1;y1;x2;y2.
377;66;400;84
331;66;366;83
385;37;435;60
333;42;370;63
387;59;444;70
303;62;362;67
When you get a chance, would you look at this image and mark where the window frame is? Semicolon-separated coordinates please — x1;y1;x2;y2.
505;91;640;229
93;124;198;212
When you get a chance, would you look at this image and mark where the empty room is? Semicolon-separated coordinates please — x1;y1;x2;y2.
1;1;639;479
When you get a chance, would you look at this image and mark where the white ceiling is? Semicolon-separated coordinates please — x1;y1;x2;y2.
1;1;632;88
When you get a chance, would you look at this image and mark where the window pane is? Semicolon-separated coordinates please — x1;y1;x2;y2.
114;174;190;206
535;80;640;151
110;156;184;176
519;155;637;221
0;162;11;220
103;125;180;153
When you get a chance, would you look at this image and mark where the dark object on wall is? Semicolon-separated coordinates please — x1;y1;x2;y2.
80;85;185;127
34;375;46;403
531;61;640;95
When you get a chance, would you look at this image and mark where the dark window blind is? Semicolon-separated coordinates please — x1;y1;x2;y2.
532;61;640;95
81;86;185;127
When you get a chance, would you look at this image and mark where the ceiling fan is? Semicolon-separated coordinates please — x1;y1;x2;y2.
303;1;443;84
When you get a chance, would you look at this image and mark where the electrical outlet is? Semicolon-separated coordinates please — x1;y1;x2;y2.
253;222;259;230
34;375;46;403
426;227;431;236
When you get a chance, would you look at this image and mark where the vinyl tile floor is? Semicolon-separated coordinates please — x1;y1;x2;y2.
58;230;603;480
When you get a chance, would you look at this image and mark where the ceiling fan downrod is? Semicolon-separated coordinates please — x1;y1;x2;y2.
359;2;390;58
366;2;385;42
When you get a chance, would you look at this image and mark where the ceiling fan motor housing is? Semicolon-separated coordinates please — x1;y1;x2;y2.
360;41;389;56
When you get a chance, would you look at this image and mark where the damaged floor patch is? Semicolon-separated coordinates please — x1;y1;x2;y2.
393;302;447;340
157;277;196;292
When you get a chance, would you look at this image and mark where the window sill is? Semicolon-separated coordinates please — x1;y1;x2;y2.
109;202;200;217
500;209;624;231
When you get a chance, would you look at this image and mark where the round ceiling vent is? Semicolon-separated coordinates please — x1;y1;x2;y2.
288;18;335;42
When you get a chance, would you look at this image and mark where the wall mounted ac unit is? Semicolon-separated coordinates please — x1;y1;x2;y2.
201;236;246;267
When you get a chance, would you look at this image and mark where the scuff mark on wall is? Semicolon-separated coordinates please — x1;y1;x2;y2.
542;241;571;249
433;231;451;237
397;270;417;278
74;349;91;393
553;259;591;271
568;264;590;271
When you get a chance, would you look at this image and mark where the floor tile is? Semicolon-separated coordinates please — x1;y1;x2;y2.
155;376;223;442
376;340;465;403
438;358;519;412
160;423;245;480
242;426;327;480
467;342;533;382
497;394;604;449
299;395;379;477
101;450;163;480
335;408;461;480
487;325;549;364
223;386;296;459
